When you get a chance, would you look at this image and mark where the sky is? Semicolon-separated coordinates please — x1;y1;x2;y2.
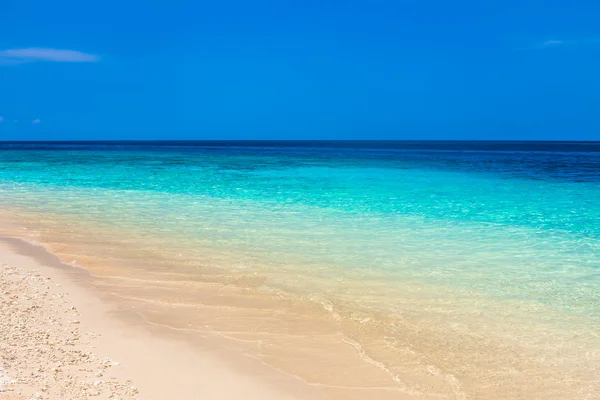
1;0;599;141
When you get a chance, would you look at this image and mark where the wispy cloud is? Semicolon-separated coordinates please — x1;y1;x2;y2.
32;119;41;124
0;116;4;123
542;40;566;47
0;48;99;65
536;38;600;49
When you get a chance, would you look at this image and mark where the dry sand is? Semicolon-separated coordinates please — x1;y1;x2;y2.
0;238;323;400
0;263;135;400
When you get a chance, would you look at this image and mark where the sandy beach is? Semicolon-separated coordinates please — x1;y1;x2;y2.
2;0;600;395
0;238;324;400
1;143;597;400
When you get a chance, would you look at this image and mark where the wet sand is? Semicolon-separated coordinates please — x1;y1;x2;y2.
0;238;326;400
1;211;597;399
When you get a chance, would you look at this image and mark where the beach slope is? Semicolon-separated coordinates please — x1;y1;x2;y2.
0;238;321;400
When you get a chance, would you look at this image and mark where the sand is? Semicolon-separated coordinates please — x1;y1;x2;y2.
0;238;323;400
0;263;137;399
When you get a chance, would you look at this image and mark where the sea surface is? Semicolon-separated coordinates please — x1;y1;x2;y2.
0;141;599;399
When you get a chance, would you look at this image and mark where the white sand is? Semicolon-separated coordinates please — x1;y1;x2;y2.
0;239;323;400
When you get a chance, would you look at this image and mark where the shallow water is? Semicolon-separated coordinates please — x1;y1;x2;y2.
1;141;599;399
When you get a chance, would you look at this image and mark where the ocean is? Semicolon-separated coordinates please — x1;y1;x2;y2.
0;141;598;399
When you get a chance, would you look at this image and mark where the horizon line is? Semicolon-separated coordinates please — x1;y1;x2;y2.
1;139;599;143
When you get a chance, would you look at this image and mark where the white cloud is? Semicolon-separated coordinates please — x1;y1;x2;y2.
542;40;565;46
32;119;41;124
0;48;99;64
538;38;600;49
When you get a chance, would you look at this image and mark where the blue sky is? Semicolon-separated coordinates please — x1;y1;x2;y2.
1;0;599;140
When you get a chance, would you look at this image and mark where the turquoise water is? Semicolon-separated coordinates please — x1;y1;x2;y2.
1;141;599;397
1;142;599;316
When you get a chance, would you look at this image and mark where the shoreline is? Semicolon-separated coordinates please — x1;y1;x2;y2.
1;209;597;399
1;142;599;400
0;237;325;400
